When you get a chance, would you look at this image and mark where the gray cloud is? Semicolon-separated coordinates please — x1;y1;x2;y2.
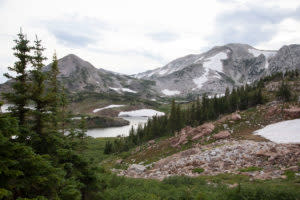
89;47;165;63
43;16;108;47
51;30;94;47
209;5;300;46
147;31;179;42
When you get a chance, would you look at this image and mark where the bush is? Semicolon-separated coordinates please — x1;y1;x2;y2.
193;168;205;174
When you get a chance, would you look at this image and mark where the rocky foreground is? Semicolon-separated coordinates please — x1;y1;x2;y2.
115;139;300;180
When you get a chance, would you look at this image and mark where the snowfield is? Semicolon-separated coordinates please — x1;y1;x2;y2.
193;52;228;89
118;109;165;117
109;87;137;93
254;119;300;143
203;52;228;72
193;70;209;89
93;105;124;113
162;89;181;96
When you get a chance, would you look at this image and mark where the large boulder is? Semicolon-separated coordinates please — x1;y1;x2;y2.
213;131;230;140
171;134;188;148
192;123;215;140
231;113;242;121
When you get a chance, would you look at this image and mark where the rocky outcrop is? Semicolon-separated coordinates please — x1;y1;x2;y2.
171;123;215;147
283;107;300;118
231;113;241;121
218;112;242;123
213;131;230;140
118;140;300;180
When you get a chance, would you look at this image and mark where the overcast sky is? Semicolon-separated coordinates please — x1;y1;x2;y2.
1;0;300;83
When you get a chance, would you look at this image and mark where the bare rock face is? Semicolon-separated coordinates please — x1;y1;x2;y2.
283;107;300;119
213;131;231;140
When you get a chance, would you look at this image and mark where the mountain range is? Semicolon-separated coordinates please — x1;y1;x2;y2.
134;43;300;97
1;43;300;99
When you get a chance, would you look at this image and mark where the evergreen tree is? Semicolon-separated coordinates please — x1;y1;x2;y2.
276;81;292;102
48;52;60;129
30;36;47;138
168;100;177;134
175;104;183;131
3;29;32;129
229;88;238;112
195;97;201;123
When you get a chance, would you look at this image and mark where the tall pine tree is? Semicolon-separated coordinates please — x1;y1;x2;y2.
3;29;32;129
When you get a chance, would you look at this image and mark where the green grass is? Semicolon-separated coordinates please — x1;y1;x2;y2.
98;174;300;200
82;137;116;164
193;168;205;174
238;166;263;172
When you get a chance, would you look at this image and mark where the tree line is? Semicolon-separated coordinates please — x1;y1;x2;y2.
0;30;102;199
105;69;298;154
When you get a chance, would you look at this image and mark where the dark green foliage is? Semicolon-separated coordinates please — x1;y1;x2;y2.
99;174;300;200
0;31;103;199
104;141;113;154
3;29;32;129
48;52;60;129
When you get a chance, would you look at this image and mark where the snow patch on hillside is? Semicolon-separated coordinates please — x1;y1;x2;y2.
203;52;228;72
110;87;137;93
254;119;300;143
118;109;165;117
193;70;209;89
93;105;124;113
162;89;181;96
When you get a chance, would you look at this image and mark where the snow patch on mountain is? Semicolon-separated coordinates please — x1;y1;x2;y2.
203;52;228;72
118;109;165;117
162;89;181;96
109;87;137;93
193;70;209;89
93;105;124;113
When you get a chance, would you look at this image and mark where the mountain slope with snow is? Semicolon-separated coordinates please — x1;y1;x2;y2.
134;43;300;97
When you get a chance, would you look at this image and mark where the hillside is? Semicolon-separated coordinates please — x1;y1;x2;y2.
97;72;300;182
